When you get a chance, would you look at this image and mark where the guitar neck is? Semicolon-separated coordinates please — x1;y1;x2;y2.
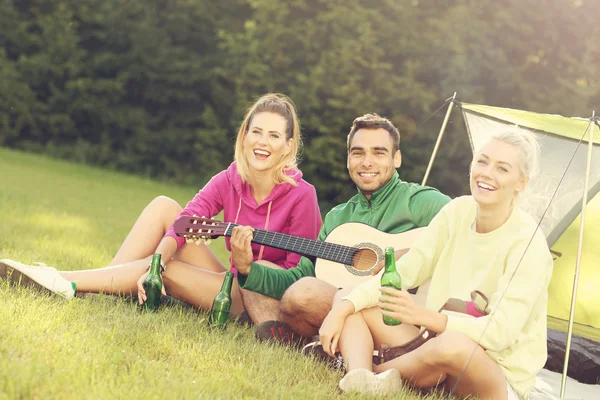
223;223;356;265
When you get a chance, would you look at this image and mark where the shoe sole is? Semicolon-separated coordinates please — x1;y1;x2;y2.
301;341;346;371
255;321;294;343
0;261;70;298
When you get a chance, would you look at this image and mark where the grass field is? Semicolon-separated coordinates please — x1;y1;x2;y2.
0;147;449;399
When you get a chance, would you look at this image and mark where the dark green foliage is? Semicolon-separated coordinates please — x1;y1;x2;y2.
1;0;598;205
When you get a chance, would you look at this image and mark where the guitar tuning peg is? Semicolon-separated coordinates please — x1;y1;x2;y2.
185;237;192;244
195;239;201;246
204;239;211;246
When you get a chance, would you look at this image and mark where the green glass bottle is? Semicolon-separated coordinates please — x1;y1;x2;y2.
141;253;163;311
381;247;402;326
208;271;234;330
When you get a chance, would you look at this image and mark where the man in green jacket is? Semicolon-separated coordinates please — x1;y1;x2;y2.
230;113;450;341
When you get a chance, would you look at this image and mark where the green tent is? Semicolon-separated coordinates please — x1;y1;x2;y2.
548;194;600;330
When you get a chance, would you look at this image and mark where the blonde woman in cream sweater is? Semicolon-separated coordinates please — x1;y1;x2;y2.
319;129;552;399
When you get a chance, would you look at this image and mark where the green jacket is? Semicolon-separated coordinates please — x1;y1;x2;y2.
237;172;451;300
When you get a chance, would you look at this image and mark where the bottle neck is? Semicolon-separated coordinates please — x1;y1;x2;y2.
220;271;234;294
149;254;162;275
384;251;396;273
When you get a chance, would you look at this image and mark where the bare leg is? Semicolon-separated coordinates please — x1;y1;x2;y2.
338;312;377;371
279;277;338;337
56;195;295;317
358;316;509;399
109;196;226;274
109;196;181;266
61;258;150;294
162;262;243;315
240;260;284;324
60;257;244;314
338;306;420;371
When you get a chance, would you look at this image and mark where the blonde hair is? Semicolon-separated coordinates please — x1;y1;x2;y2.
488;127;541;181
233;93;302;186
473;127;541;206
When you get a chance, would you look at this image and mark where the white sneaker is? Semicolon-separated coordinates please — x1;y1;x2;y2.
339;368;377;393
338;368;403;395
374;368;403;394
0;259;76;300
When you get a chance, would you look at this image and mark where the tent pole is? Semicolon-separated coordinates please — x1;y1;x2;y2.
560;110;596;398
421;92;457;186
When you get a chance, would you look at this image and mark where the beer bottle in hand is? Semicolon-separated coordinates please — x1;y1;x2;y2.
141;253;163;311
381;247;402;326
209;271;234;330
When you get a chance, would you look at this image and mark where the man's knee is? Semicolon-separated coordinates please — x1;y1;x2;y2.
280;278;316;314
280;277;336;316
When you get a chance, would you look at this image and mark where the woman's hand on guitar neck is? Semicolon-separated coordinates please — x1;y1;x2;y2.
371;248;410;275
231;225;255;275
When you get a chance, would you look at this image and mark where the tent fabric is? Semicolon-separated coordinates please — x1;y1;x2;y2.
532;369;600;399
547;195;600;329
461;103;600;144
544;329;600;385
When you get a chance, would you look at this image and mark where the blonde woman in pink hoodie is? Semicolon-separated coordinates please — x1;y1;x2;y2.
1;93;322;325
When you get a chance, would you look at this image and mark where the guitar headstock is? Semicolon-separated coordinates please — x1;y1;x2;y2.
173;216;227;246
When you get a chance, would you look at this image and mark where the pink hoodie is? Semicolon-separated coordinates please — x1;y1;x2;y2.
164;162;322;274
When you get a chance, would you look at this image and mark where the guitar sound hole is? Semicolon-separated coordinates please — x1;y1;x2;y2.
352;248;379;271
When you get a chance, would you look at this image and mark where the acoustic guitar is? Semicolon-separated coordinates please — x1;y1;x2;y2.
174;216;425;288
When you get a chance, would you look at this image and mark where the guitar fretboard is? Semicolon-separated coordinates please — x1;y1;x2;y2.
223;223;357;265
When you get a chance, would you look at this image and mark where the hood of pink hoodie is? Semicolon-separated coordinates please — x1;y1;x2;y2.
227;162;303;210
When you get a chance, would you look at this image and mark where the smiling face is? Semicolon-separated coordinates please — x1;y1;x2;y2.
470;138;527;210
347;128;401;199
242;111;292;176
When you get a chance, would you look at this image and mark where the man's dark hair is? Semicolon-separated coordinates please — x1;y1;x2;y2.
346;113;400;152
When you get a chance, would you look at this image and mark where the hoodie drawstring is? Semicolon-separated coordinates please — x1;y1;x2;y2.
233;197;272;261
234;198;243;225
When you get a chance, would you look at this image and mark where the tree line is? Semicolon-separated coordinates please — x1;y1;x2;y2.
1;0;598;207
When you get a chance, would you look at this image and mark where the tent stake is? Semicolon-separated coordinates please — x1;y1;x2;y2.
421;92;457;186
560;110;596;398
